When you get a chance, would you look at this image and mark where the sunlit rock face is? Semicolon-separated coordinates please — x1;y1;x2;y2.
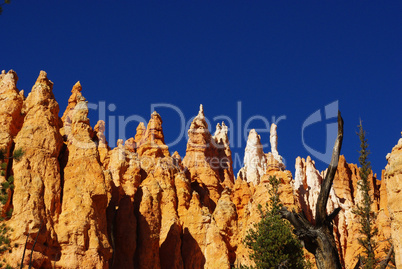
7;71;63;268
61;81;82;123
136;111;170;158
384;134;402;268
269;123;284;165
0;70;24;187
213;122;235;189
0;70;397;269
238;123;286;186
292;154;391;268
56;81;112;269
182;105;223;208
237;129;266;185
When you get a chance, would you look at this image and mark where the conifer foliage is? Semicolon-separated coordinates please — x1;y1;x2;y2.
243;176;308;269
0;147;23;268
353;121;378;268
0;148;23;207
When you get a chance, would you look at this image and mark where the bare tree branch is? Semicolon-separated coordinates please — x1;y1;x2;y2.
379;244;394;269
279;111;344;269
316;111;343;226
353;256;361;269
327;207;341;223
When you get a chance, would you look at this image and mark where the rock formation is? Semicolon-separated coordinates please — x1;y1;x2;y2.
269;123;284;165
213;122;234;189
95;120;110;164
56;84;112;268
238;124;287;185
0;70;24;188
0;70;24;150
384;133;402;268
7;71;63;268
293;156;339;223
136;111;170;158
237;129;266;185
293;154;392;268
61;81;82;123
106;137;141;269
182;105;222;208
0;70;398;269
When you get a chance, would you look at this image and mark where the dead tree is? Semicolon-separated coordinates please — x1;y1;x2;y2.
378;244;394;269
280;111;343;269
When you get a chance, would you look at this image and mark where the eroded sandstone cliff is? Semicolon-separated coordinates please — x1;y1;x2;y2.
0;70;399;268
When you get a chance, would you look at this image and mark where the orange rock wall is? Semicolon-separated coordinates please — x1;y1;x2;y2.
0;70;399;268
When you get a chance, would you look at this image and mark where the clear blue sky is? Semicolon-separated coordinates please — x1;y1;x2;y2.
2;1;401;177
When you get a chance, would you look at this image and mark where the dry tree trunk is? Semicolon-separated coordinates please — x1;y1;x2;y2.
378;244;394;269
280;111;343;269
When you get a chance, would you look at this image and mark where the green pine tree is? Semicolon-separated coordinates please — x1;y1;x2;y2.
242;176;309;269
0;148;23;208
353;121;378;268
0;147;23;269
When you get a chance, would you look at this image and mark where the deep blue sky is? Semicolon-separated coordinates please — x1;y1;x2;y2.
2;1;401;177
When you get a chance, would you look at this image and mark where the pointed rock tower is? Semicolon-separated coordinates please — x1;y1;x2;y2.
213;122;235;188
0;70;24;155
183;105;222;207
56;82;112;268
0;70;24;195
136;111;170;158
9;71;63;267
237;129;266;185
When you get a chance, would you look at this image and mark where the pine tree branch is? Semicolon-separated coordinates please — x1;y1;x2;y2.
354;120;378;266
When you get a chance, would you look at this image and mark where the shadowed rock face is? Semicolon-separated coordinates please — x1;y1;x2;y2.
0;71;398;269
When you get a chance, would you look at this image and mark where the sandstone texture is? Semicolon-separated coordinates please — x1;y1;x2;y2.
182;105;223;208
56;87;112;268
136;111;170;158
0;70;24;189
384;133;402;268
7;71;63;268
293;153;392;268
237;129;266;185
0;70;398;269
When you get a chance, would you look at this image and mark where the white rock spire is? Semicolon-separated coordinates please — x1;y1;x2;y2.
237;129;266;185
270;123;284;164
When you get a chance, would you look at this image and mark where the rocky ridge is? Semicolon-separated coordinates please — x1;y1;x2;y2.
0;70;399;268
